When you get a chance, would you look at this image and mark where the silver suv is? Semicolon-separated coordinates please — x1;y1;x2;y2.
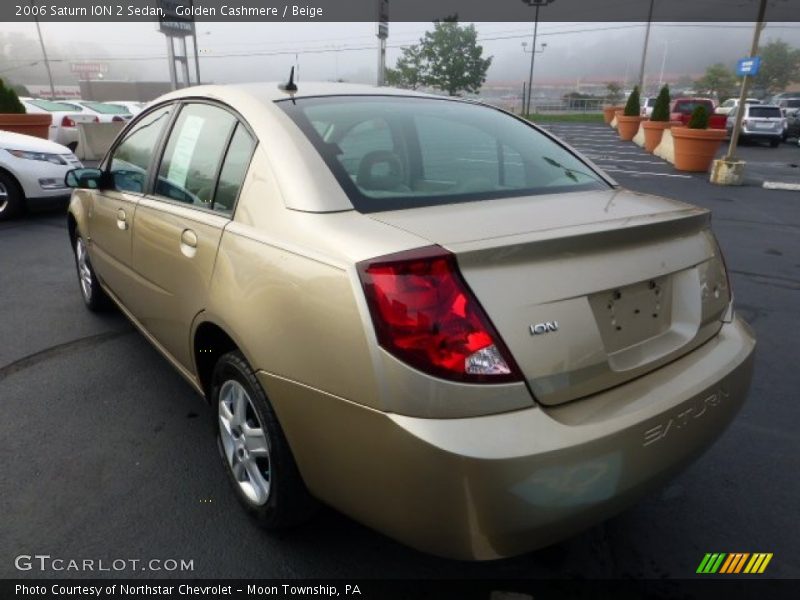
726;104;784;147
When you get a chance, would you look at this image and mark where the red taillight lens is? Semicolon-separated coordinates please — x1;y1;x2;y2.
94;116;99;123
61;116;75;127
357;246;522;383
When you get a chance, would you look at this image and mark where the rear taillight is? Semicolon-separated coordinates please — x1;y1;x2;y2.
94;116;99;123
61;116;75;127
357;246;522;383
112;115;124;122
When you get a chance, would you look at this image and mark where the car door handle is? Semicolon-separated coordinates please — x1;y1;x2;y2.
116;208;128;230
180;229;198;258
181;229;198;248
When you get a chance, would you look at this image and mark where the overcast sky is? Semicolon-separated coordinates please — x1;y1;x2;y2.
3;21;799;87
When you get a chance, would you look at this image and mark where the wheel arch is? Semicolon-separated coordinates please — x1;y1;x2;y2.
192;318;244;402
0;167;24;199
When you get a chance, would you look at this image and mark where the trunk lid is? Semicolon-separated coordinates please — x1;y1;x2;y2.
368;189;731;405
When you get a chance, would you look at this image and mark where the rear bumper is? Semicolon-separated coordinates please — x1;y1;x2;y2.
261;316;755;560
740;129;782;140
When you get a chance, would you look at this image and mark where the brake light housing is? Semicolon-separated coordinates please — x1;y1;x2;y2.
61;116;75;127
357;246;523;384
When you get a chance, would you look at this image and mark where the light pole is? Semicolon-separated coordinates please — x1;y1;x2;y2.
658;41;668;88
521;41;547;113
521;0;555;116
31;1;55;98
638;0;655;95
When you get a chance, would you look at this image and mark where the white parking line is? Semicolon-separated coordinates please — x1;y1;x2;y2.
602;168;692;179
572;147;654;157
763;181;800;191
589;157;666;165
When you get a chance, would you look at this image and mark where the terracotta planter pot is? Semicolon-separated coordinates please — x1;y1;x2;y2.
671;126;726;172
0;113;51;140
616;115;644;141
602;105;623;125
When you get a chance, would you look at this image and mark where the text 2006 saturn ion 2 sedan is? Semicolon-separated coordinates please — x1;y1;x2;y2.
65;83;755;560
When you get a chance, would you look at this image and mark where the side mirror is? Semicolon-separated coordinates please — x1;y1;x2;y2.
65;168;105;190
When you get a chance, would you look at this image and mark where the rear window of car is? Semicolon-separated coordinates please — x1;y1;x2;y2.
82;101;130;114
749;106;782;118
674;100;713;114
782;100;800;108
27;99;71;112
277;96;608;212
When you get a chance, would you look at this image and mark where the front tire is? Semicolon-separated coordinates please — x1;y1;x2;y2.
212;351;316;528
0;171;23;222
73;235;110;311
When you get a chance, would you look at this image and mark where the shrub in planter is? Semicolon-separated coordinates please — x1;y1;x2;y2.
0;78;51;139
671;105;726;172
617;86;644;141
641;84;678;152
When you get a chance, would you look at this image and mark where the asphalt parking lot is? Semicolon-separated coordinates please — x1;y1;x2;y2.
1;123;798;580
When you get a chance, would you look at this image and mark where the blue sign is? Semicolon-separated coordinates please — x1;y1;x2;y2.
736;57;761;77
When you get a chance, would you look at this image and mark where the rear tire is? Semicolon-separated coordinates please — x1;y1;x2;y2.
212;350;316;529
0;171;23;222
73;235;110;311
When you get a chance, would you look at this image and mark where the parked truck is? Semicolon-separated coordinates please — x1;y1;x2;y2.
670;97;727;129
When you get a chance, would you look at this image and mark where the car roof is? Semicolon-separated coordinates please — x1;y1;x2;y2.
158;81;441;106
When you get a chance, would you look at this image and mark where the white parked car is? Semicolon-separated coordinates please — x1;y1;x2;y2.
0;130;82;220
59;100;133;123
715;98;760;116
640;97;656;117
20;98;97;151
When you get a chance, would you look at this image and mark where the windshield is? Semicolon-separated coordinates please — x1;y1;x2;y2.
278;96;608;212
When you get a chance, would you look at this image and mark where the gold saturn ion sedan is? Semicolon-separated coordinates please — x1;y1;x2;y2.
65;82;755;560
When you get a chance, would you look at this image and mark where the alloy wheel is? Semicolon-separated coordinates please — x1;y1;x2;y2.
218;380;272;506
75;237;93;301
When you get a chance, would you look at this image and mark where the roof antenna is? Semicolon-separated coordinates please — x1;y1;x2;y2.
279;66;298;92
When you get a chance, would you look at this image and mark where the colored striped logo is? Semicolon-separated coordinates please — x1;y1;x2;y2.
696;553;773;574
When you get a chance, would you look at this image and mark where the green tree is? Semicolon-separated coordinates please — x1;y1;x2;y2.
753;39;800;95
385;44;426;90
0;78;25;114
605;82;623;104
623;86;640;116
688;105;709;129
695;63;738;101
419;18;492;96
651;85;671;121
10;83;30;96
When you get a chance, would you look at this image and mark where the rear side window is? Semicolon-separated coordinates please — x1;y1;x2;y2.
109;104;173;193
213;124;256;215
749;106;781;118
156;103;236;208
278;96;607;212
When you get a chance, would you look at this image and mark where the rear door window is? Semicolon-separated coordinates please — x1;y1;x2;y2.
213;124;256;215
155;103;236;208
